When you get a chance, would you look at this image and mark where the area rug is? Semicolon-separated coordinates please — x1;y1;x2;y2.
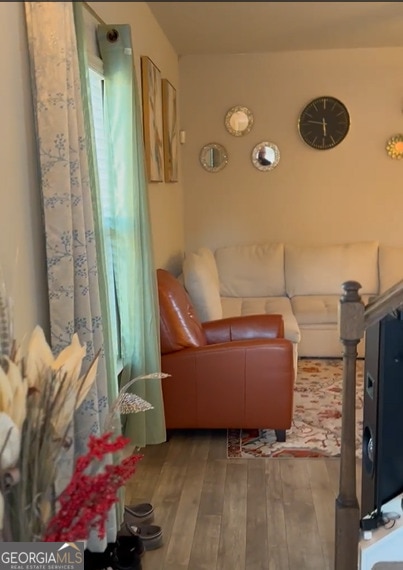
227;358;364;459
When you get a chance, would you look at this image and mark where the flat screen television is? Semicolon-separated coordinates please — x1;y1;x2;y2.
361;310;403;527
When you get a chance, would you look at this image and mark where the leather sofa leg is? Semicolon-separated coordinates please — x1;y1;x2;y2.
275;429;286;442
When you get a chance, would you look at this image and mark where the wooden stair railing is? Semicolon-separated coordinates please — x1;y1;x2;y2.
335;278;403;570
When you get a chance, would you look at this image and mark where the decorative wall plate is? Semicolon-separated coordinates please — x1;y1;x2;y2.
251;141;280;171
224;105;254;137
386;134;403;159
199;143;228;172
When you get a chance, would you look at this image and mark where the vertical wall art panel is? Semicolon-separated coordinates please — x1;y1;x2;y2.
162;78;178;182
141;56;164;182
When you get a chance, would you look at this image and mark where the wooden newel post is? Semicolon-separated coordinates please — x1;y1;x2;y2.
335;280;365;570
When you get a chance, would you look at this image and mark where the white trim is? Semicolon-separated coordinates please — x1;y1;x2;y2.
83;3;103;74
88;53;104;76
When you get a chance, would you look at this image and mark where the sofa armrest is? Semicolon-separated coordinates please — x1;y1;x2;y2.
161;338;294;429
202;314;284;344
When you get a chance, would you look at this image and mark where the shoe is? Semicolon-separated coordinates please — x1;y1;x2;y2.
84;548;111;570
115;534;145;559
124;502;154;526
84;537;144;570
125;522;163;551
110;539;143;570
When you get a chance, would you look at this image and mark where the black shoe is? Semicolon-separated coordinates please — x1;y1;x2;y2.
115;534;145;559
110;537;143;570
84;537;144;570
84;548;111;569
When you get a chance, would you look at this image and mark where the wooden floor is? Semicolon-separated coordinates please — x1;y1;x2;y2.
125;429;363;570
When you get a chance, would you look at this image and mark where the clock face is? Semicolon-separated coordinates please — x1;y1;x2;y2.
298;96;350;150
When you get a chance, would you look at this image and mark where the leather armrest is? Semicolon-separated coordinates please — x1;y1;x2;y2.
161;337;294;430
202;314;284;344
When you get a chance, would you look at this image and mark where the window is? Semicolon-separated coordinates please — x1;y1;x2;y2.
85;23;121;366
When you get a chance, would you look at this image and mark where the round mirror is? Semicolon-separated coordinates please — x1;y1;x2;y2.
386;134;403;159
200;143;228;172
251;141;280;171
224;105;254;137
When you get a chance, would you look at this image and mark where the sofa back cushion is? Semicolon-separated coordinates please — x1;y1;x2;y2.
379;245;403;293
182;247;223;322
157;268;207;354
215;243;285;297
285;241;379;297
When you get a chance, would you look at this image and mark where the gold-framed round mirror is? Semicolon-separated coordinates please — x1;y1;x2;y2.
199;143;228;173
386;134;403;159
251;141;280;171
224;105;254;137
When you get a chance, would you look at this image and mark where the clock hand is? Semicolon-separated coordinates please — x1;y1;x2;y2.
306;119;328;136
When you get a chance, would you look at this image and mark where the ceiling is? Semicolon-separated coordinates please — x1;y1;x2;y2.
147;2;403;56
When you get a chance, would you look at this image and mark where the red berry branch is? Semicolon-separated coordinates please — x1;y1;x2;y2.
43;433;142;542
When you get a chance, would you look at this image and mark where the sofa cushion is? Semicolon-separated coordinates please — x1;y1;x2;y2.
292;294;373;326
215;243;285;297
285;241;379;297
183;248;223;322
379;245;403;293
291;295;338;325
221;296;300;343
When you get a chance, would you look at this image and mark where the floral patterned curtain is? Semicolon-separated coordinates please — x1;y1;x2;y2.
24;2;118;550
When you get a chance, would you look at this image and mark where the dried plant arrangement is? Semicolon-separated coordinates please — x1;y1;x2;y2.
0;275;166;543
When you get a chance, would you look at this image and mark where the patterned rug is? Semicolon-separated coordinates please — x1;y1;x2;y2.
227;358;364;459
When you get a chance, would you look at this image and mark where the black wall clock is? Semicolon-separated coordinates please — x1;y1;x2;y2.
298;96;350;150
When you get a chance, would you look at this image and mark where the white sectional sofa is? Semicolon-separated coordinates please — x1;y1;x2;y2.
182;241;403;366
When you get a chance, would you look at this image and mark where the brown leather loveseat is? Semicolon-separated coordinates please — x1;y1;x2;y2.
157;269;295;441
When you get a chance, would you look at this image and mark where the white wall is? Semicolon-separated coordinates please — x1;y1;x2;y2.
180;49;403;252
89;2;185;274
0;2;48;344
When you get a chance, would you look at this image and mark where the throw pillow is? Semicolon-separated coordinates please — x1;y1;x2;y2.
183;249;223;322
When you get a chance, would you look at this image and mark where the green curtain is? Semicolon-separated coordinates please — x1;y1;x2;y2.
73;3;119;426
73;2;124;532
97;24;166;448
